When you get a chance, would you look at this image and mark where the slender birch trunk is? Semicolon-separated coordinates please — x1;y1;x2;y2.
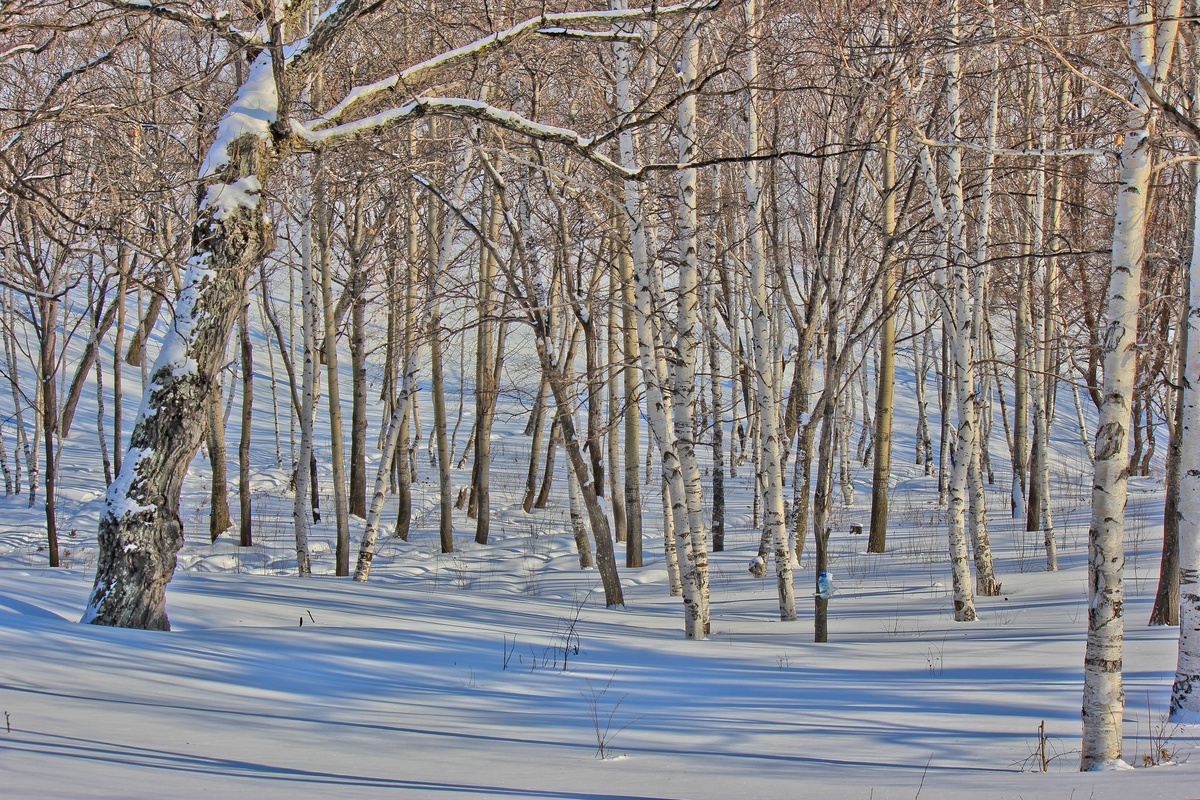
616;216;643;566
670;14;712;632
315;157;351;575
5;293;34;503
910;29;978;620
868;105;897;553
294;168;317;578
614;0;707;635
1083;0;1181;768
969;21;1002;596
744;0;794;621
394;192;421;540
706;274;725;553
1171;143;1200;721
606;274;627;544
1027;57;1056;569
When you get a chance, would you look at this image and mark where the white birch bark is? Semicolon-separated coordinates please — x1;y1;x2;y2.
354;302;425;579
614;0;707;636
912;89;975;621
1170;161;1200;722
706;273;726;552
567;439;595;569
670;15;712;632
968;31;1001;596
1082;0;1181;769
1029;57;1056;570
293;170;316;577
744;0;795;621
3;292;34;503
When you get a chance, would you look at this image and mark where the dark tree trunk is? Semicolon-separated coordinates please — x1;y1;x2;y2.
238;302;253;547
84;109;277;629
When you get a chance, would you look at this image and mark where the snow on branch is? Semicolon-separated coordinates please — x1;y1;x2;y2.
913;135;1112;160
199;54;277;178
310;0;714;130
294;97;633;177
0;40;50;64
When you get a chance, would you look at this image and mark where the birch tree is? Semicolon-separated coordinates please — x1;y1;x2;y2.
1170;152;1200;722
1081;0;1181;769
743;0;795;620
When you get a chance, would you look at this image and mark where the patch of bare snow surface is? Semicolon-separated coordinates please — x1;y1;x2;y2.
1;351;1198;799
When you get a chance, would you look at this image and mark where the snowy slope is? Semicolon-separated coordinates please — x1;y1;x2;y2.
0;315;1194;798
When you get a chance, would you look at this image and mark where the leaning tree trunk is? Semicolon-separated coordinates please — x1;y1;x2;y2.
355;342;420;581
82;52;282;629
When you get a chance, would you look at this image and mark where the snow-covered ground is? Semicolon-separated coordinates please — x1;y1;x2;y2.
1;333;1196;798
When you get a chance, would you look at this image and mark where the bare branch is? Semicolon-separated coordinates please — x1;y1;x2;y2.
1125;48;1200;145
309;0;716;130
535;28;642;42
913;135;1111;160
101;1;259;49
294;97;634;177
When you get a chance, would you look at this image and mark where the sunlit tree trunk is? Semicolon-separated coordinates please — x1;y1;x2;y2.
614;0;706;635
616;217;643;566
868;105;897;554
744;0;794;620
1083;0;1181;768
294;163;317;578
1171;141;1200;721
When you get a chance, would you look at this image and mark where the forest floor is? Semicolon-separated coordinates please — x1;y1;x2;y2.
1;369;1198;799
